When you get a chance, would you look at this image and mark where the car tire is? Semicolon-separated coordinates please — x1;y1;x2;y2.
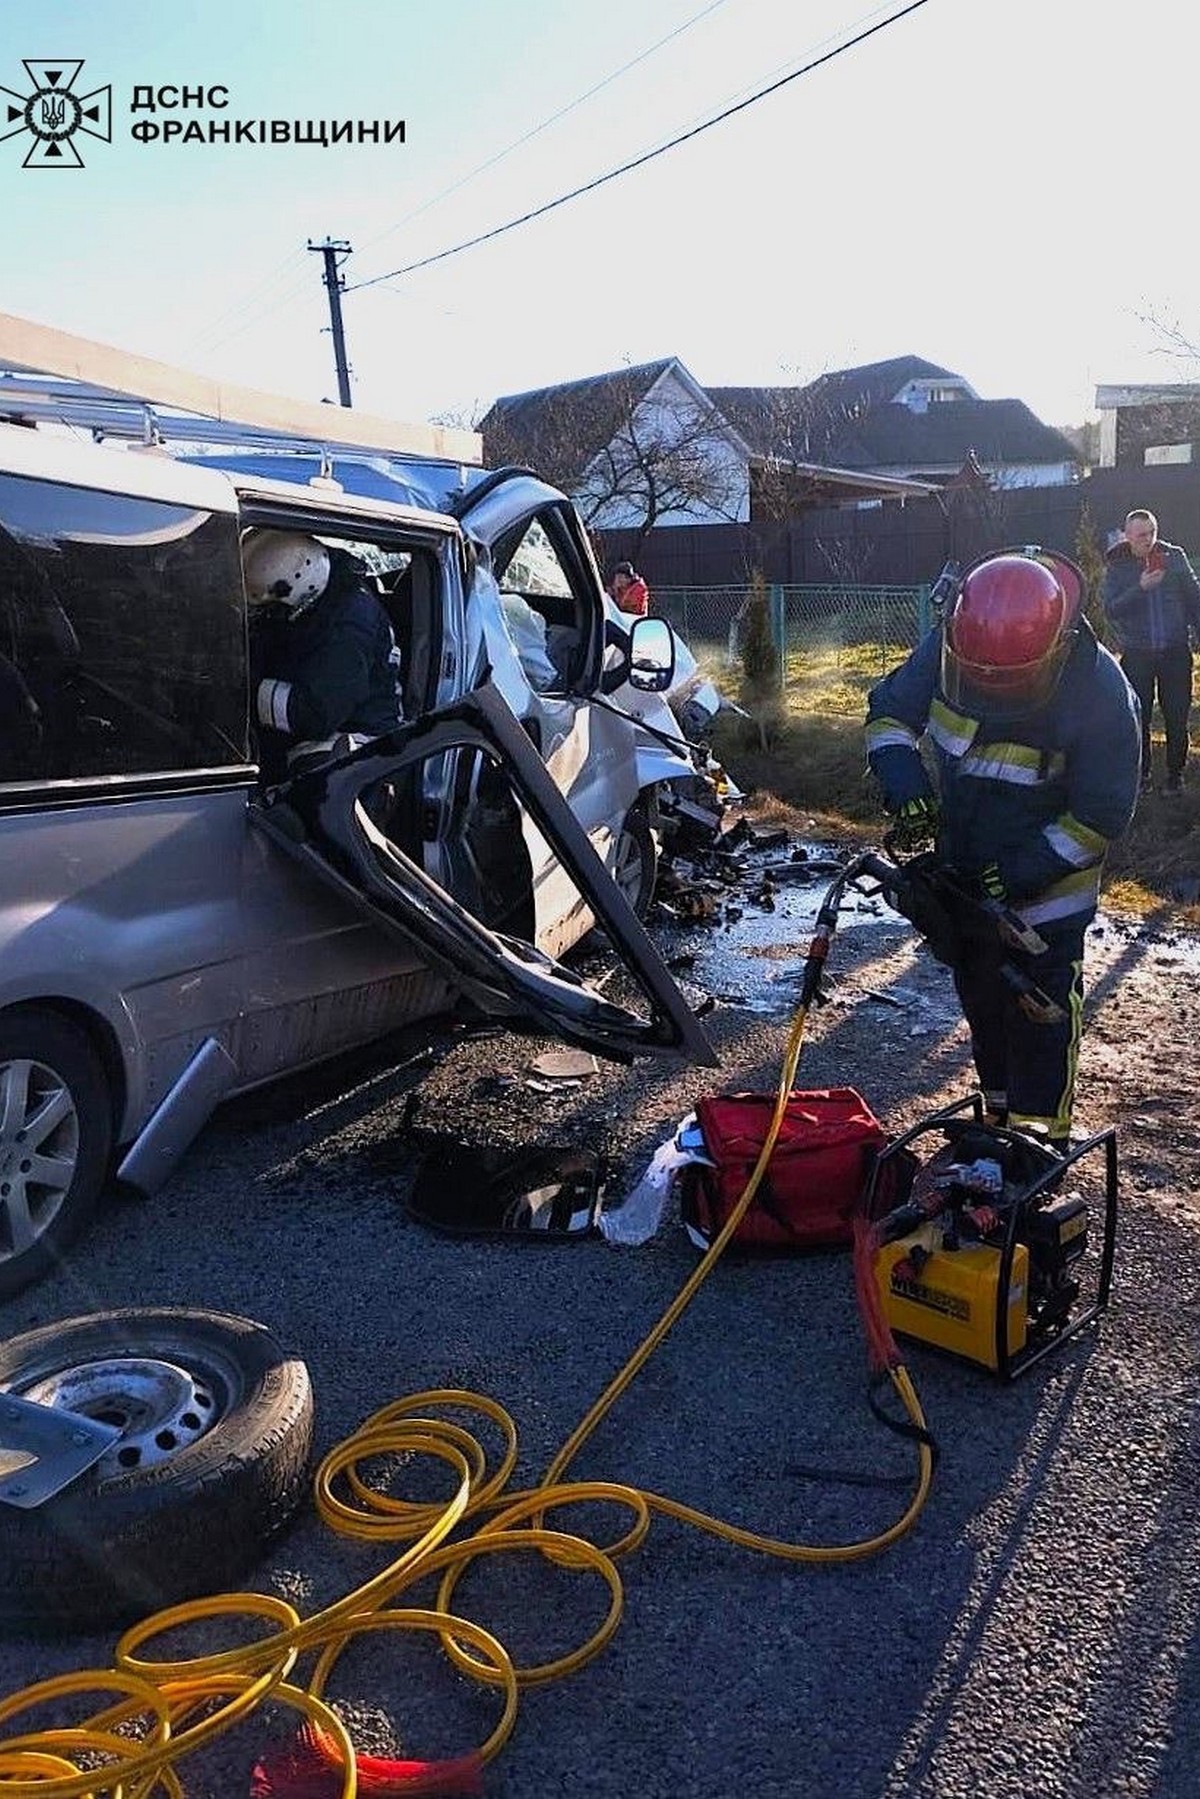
0;1008;113;1301
612;805;658;922
0;1308;314;1636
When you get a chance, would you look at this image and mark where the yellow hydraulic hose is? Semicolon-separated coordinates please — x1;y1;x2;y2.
0;998;934;1798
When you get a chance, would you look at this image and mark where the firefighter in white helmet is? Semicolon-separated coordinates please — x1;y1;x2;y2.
243;529;403;778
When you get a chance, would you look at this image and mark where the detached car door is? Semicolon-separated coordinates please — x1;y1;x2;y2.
252;679;717;1066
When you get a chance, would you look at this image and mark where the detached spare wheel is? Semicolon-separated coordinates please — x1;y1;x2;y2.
0;1308;313;1635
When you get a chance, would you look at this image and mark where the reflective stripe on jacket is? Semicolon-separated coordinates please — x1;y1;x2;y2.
864;622;1141;927
252;570;403;747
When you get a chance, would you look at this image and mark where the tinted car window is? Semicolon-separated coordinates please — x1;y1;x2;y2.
0;473;248;786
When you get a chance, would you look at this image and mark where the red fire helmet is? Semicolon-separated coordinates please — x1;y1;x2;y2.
942;550;1082;712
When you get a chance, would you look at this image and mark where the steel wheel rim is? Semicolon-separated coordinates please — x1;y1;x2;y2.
18;1356;228;1482
0;1056;80;1267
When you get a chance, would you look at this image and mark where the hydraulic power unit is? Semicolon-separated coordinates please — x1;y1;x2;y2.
874;1237;1030;1371
866;1097;1117;1380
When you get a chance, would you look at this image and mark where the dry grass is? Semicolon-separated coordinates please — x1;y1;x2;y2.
1105;781;1200;922
711;666;1200;921
783;638;906;715
715;710;877;826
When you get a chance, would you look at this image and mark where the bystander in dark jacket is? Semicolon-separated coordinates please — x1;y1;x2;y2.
1101;508;1200;793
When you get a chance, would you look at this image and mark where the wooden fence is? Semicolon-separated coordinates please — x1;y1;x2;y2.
597;463;1200;590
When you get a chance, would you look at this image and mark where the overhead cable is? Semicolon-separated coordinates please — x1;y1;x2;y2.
346;0;931;293
354;0;732;257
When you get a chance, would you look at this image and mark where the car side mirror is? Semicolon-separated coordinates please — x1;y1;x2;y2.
627;616;675;692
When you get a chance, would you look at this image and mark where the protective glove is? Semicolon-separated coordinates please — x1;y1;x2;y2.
889;793;940;852
979;861;1008;904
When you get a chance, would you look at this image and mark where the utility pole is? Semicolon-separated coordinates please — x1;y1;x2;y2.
307;237;353;407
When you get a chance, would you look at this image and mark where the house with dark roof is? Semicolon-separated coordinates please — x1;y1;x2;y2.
478;357;940;533
478;354;1075;533
479;358;748;529
710;356;1078;492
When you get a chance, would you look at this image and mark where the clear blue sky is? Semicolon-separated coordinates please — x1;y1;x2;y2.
3;0;1198;432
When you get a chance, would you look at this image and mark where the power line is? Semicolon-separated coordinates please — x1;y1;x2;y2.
186;5;731;364
660;0;907;144
346;0;931;293
192;262;322;358
185;247;311;356
354;0;731;258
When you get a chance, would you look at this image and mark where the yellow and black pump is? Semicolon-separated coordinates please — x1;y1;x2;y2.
864;1096;1118;1379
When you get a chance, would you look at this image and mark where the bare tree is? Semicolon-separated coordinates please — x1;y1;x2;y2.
478;396;595;486
480;367;743;556
744;377;874;527
1141;311;1200;368
1056;420;1100;468
1117;311;1200;465
811;531;878;587
571;372;743;553
938;454;1020;564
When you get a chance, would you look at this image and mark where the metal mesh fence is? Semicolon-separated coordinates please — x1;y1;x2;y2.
651;587;747;672
653;583;930;715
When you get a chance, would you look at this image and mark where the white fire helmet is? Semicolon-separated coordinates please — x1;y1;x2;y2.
242;530;331;614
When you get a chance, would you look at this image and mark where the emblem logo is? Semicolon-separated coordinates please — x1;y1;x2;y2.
1;60;111;167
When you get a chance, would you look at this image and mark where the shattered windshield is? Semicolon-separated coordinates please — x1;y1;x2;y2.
496;516;572;598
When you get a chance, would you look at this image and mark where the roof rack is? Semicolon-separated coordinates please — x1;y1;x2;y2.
0;310;482;467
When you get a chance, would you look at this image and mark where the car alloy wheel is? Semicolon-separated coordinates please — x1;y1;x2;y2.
0;1054;81;1263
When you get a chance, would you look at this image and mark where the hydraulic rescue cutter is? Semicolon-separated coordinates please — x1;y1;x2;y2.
798;847;1119;1380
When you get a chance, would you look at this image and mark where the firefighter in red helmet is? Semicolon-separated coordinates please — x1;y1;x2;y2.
865;549;1141;1146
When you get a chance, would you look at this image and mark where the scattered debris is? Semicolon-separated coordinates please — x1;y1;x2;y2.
722;817;790;853
761;858;847;883
655;873;722;923
527;1048;598;1082
664;793;727;855
475;1072;520;1098
599;1113;712;1245
406;1140;606;1238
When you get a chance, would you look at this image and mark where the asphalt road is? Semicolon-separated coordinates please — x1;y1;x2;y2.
1;886;1198;1799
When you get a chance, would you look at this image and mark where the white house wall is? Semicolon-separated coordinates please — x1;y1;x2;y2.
891;377;977;412
872;461;1076;490
983;461;1076;489
576;366;750;529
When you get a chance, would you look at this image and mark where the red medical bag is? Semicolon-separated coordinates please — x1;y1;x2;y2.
680;1087;903;1250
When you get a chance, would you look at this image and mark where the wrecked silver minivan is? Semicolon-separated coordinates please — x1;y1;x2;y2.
0;418;718;1297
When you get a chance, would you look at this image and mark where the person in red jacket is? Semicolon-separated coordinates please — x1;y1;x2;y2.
608;560;650;617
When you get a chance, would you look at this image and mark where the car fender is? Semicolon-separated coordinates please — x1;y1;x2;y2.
635;738;698;790
0;969;143;1136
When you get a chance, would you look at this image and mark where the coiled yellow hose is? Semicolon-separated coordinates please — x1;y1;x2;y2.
0;1000;933;1797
